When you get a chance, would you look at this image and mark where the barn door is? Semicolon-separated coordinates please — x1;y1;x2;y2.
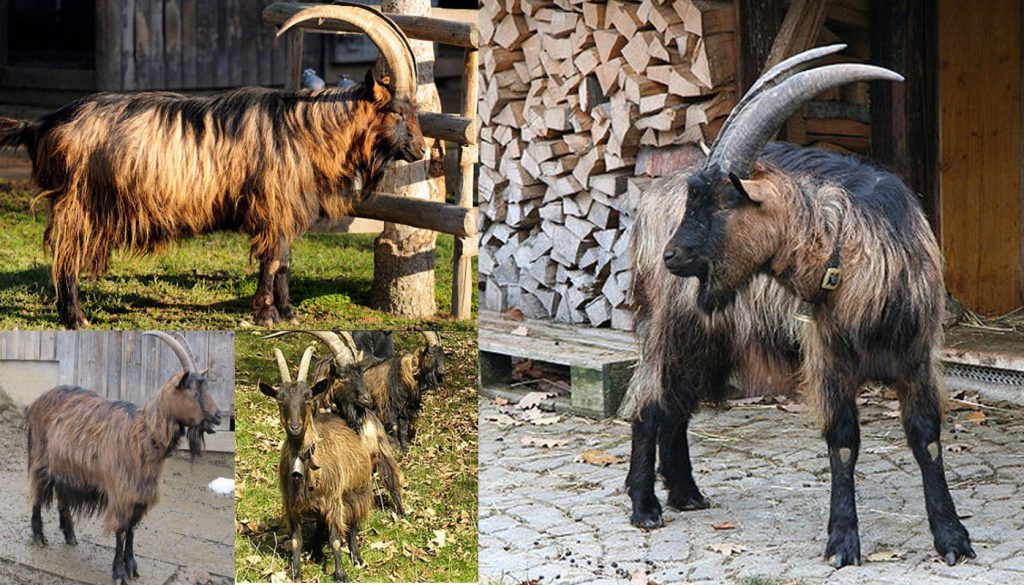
938;0;1022;315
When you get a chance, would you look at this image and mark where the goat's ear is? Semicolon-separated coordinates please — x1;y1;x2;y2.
258;382;278;399
364;69;391;105
729;172;774;205
311;378;332;397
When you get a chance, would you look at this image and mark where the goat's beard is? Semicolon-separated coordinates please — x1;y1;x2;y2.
696;275;738;314
185;424;207;462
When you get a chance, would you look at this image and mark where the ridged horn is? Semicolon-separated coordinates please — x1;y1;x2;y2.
708;63;903;177
143;331;198;374
273;348;292;384
297;346;316;383
275;2;418;100
710;44;847;155
419;331;440;347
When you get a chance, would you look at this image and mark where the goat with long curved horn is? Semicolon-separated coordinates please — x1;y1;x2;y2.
707;62;903;176
143;331;198;374
275;2;418;100
273;348;292;385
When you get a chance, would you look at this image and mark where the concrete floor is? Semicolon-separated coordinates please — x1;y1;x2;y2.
0;403;234;584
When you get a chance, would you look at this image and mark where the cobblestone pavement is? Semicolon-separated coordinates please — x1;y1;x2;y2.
479;396;1024;585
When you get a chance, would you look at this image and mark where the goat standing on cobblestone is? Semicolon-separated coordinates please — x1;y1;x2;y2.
627;45;974;567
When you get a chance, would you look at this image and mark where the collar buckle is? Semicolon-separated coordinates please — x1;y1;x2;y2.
820;267;841;291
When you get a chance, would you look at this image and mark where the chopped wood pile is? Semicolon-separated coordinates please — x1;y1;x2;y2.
478;0;872;329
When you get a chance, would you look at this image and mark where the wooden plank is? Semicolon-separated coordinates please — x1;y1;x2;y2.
419;112;475;145
182;0;198;88
763;0;829;70
39;331;57;361
228;0;244;87
121;0;136;89
96;0;123;90
55;332;76;385
215;1;231;87
0;66;95;91
134;0;152;89
263;3;480;48
164;0;184;89
734;0;785;93
352;194;477;237
256;0;272;85
196;0;216;87
105;332;122;402
283;30;302;91
149;0;166;88
452;47;478;321
938;0;1022;314
242;0;261;85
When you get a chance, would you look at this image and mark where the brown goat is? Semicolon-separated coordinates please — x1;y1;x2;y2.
260;345;373;582
0;4;423;330
26;332;221;585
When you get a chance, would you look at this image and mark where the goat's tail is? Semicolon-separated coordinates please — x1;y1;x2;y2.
363;412;405;516
0;117;31;150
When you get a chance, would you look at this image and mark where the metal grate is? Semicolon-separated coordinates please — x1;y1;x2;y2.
944;362;1024;388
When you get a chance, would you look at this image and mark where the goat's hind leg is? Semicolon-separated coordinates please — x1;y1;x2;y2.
272;240;299;325
329;523;349;582
898;364;974;565
112;530;128;585
659;401;709;511
30;475;51;545
346;522;363;567
253;250;283;326
821;371;862;568
310;519;328;565
57;499;77;545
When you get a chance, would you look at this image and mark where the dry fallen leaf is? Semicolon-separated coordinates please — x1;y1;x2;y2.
518;391;553;410
501;307;526;321
777;403;808;414
575;449;623;466
946;443;969;453
728;396;765;406
521;436;566;449
629;569;659;585
493;396;510;406
510;325;529;336
531;415;562;426
708;542;747;556
964;410;987;424
867;549;906;562
269;571;289;583
711;521;736;531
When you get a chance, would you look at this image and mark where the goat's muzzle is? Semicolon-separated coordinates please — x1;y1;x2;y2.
663;245;708;279
203;411;223;433
399;139;426;163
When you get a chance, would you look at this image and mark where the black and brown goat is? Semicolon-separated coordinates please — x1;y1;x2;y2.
362;331;445;453
259;345;373;582
627;45;974;568
291;330;406;516
0;4;423;329
26;332;221;584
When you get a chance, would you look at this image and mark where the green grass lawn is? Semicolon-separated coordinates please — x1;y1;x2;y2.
0;179;477;330
233;330;479;583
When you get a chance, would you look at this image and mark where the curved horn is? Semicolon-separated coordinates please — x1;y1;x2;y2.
709;44;847;156
276;3;418;100
297;346;316;383
336;332;365;362
143;331;198;374
273;348;292;384
709;63;903;177
305;331;359;367
419;331;440;347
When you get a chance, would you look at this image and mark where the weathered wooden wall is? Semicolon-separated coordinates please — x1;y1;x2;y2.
0;331;235;415
96;0;286;90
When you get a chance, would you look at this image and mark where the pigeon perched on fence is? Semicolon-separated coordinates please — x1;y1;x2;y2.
302;68;325;90
338;73;357;89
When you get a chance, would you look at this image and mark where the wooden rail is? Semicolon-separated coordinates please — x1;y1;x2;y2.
264;2;479;320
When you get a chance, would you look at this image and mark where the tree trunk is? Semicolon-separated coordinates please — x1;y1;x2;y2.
370;0;446;317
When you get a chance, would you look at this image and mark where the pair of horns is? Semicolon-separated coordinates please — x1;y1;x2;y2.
263;331;363;369
142;331;198;374
706;44;903;177
420;331;440;347
273;346;317;384
276;1;418;100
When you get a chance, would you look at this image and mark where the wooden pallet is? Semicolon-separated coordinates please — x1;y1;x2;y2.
479;310;639;418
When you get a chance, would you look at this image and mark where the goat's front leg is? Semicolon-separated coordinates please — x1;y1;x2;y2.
310;519;328;565
329;524;349;582
253;250;283;326
273;239;299;324
288;520;303;581
123;524;139;579
112;530;128;585
626;402;663;529
821;372;862;568
55;268;89;329
659;402;709;511
347;522;363;566
898;364;975;565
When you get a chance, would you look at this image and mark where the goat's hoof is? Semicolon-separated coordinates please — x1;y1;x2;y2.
124;556;139;578
667;493;711;511
64;536;78;546
630;506;665;530
333;570;349;582
935;522;975;565
824;528;861;568
254;306;281;326
351;554;364;567
31;534;47;546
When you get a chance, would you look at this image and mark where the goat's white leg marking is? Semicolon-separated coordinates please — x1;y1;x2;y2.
927;441;940;461
839;447;852;463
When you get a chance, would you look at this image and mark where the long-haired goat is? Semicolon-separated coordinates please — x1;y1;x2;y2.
352;330;395;361
26;332;221;584
626;45;974;568
0;4;424;330
259;345;374;582
362;331;445;453
280;330;406;516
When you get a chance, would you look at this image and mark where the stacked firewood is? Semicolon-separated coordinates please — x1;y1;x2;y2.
478;0;870;329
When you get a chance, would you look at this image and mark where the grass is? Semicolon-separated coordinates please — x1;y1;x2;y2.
233;330;478;583
0;179;477;330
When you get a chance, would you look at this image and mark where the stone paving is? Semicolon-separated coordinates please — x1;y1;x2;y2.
479;396;1024;585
